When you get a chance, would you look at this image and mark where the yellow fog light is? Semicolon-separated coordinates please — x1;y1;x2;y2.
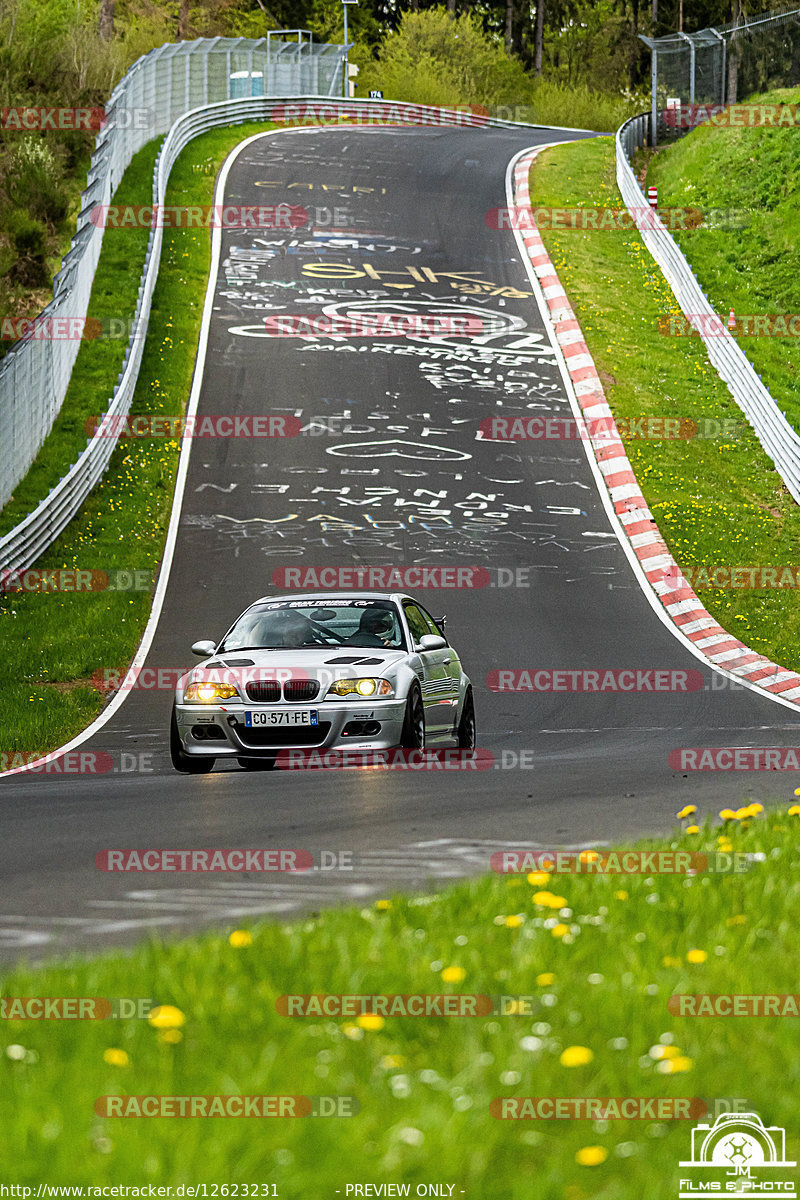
184;682;239;703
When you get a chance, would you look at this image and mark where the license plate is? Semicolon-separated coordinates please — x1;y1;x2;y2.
245;709;318;727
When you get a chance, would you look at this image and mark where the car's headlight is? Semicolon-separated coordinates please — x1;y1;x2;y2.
184;682;240;703
326;678;394;698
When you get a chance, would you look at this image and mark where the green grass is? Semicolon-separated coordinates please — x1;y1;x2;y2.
647;88;800;435
0;806;798;1190
0;122;281;758
531;137;800;672
0;141;156;536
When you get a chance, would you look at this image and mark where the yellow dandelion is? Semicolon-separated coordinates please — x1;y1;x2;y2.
356;1014;385;1032
551;923;570;938
789;805;800;816
660;1055;693;1073
228;929;252;948
685;825;700;834
726;914;746;926
380;1055;406;1069
526;872;551;886
746;803;763;815
536;972;555;986
575;1146;608;1166
148;1005;186;1030
375;899;392;910
686;949;707;964
103;1048;129;1067
651;1044;682;1060
505;915;524;928
560;1045;594;1067
579;850;600;864
676;805;696;819
662;955;682;968
158;1028;183;1045
614;890;629;900
441;966;466;984
719;808;737;820
532;891;568;909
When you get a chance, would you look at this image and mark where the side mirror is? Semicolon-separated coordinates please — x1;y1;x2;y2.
191;639;216;657
417;634;447;652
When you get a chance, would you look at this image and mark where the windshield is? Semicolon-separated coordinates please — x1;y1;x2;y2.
219;600;407;652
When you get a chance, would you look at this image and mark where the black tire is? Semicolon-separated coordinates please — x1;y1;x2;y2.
456;687;476;750
400;684;425;750
237;756;277;771
170;704;215;774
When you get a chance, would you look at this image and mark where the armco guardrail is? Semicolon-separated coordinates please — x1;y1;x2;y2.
616;113;800;506
0;96;540;575
0;36;345;515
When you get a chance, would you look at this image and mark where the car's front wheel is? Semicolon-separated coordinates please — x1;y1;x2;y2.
170;704;215;774
456;687;476;749
400;684;425;750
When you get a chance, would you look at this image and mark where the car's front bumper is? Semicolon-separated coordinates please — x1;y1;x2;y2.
174;697;408;759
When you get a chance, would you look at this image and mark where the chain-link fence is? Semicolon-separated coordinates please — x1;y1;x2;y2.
0;36;345;513
639;5;800;145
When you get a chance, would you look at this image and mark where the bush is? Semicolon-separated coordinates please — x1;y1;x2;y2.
4;211;49;286
1;137;69;229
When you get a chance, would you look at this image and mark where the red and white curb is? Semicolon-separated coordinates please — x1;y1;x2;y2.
513;147;800;708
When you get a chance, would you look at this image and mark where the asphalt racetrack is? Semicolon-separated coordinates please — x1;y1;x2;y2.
2;123;798;961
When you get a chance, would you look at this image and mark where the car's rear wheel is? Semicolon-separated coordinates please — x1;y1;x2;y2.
237;756;277;771
170;704;215;774
400;684;425;750
456;687;476;750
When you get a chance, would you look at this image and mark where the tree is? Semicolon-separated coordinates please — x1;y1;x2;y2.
98;0;115;41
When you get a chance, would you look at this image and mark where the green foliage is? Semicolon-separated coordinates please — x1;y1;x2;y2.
1;138;69;228
648;87;800;432
4;210;49;285
359;8;533;107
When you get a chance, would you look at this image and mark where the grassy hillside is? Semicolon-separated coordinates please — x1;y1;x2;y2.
646;88;800;431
